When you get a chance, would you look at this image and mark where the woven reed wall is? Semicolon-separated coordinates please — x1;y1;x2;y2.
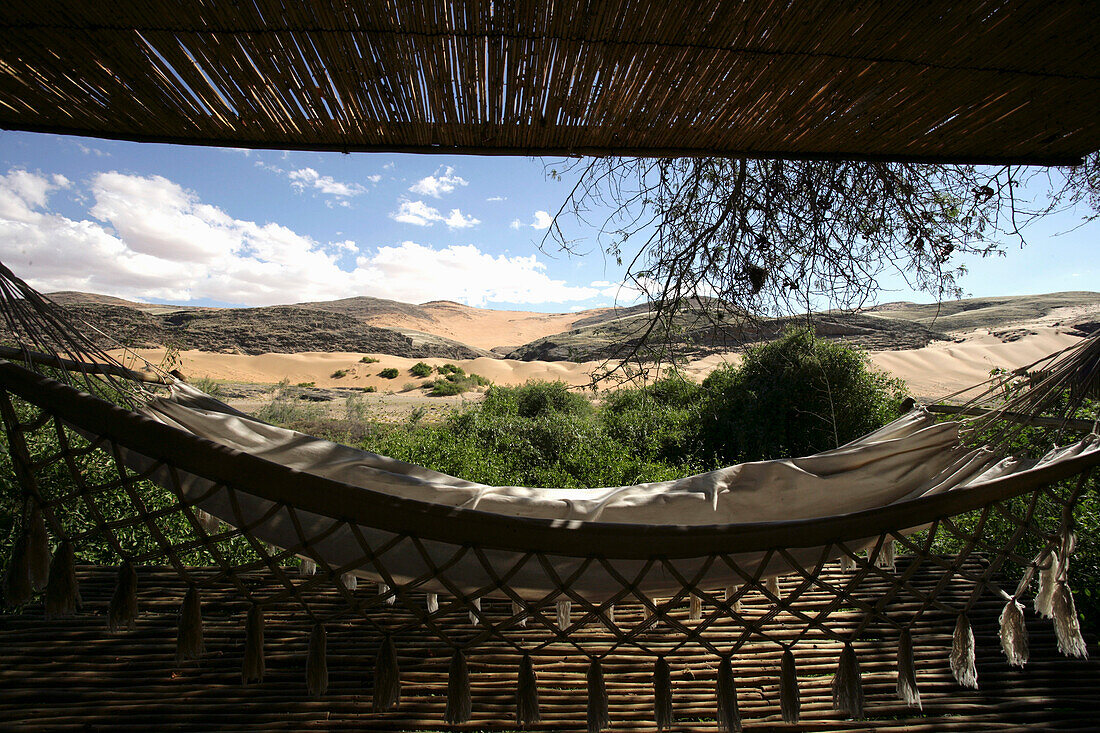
1;1;1097;162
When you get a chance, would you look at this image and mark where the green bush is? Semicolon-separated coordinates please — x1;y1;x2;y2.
331;369;348;379
378;368;399;379
189;375;223;398
437;363;461;375
696;328;906;463
409;362;433;378
359;356;379;364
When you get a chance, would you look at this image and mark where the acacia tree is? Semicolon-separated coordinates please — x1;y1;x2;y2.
544;154;1098;380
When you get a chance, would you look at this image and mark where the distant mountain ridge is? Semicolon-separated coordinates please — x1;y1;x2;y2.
42;290;1100;360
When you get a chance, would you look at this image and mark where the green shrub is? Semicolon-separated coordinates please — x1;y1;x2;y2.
360;356;379;363
296;381;315;388
437;363;461;375
409;362;433;378
331;369;348;379
696;328;906;463
364;385;377;393
401;382;421;393
379;368;399;379
189;375;223;398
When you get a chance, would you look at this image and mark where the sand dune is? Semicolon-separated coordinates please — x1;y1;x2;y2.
111;327;1086;401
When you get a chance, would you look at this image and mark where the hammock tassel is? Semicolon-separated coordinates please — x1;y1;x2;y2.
896;627;921;709
194;508;220;535
341;572;357;591
724;586;742;613
378;582;394;605
1035;550;1059;618
517;653;540;725
780;649;800;723
876;539;896;569
557;598;571;629
586;658;609;733
176;586;205;663
242;604;265;684
512;600;527;627
373;634;401;710
765;576;780;598
27;504;50;591
999;598;1029;667
716;655;741;732
445;649;472;724
1052;582;1088;658
690;593;703;622
950;613;978;689
607;604;615;623
3;528;32;607
306;622;328;697
840;553;855;572
426;592;438;614
45;540;79;618
654;656;672;731
107;561;138;631
469;597;481;625
299;558;316;576
831;643;864;720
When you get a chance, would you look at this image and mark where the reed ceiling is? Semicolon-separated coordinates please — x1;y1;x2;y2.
1;1;1098;163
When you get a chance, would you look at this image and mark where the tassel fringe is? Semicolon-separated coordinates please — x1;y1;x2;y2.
831;643;865;720
765;576;780;598
557;598;571;629
445;649;472;724
512;599;528;627
45;540;79;618
716;656;741;732
517;653;540;725
876;539;896;569
1034;550;1059;618
242;604;265;684
306;622;328;697
194;508;220;535
1052;582;1089;658
586;659;609;733
724;586;742;613
374;635;401;711
107;561;138;631
999;599;1029;667
654;657;672;731
341;573;358;591
27;505;50;592
4;529;32;607
950;613;978;689
176;586;205;663
469;597;481;625
299;558;316;576
690;593;703;622
896;628;921;709
780;649;800;723
426;592;438;614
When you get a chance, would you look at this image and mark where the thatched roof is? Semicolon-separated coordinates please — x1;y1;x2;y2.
1;2;1097;164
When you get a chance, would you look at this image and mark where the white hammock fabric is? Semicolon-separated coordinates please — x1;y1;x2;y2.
136;381;1100;600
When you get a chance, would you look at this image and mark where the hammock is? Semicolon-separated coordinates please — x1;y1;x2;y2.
2;261;1098;729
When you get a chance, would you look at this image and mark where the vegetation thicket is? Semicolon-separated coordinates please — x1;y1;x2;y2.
2;330;1097;630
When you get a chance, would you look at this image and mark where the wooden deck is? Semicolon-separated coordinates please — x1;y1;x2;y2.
1;560;1098;731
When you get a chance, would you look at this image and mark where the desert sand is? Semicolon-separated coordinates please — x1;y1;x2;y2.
110;327;1086;402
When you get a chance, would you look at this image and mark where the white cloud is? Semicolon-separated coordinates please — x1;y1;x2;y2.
365;174;382;183
531;210;553;230
287;168;366;197
510;218;523;230
0;169;593;308
383;162;395;170
391;199;479;229
487;195;506;202
409;166;467;197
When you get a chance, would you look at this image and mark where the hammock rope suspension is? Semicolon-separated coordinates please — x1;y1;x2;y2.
0;262;1098;728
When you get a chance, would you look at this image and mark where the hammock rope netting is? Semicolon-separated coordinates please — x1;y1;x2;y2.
1;261;1098;731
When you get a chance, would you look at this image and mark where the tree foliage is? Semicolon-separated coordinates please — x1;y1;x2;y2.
546;153;1099;376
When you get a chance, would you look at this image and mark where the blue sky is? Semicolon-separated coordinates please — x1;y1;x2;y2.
0;130;1095;312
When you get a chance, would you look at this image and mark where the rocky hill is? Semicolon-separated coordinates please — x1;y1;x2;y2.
39;289;1100;361
36;297;488;359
